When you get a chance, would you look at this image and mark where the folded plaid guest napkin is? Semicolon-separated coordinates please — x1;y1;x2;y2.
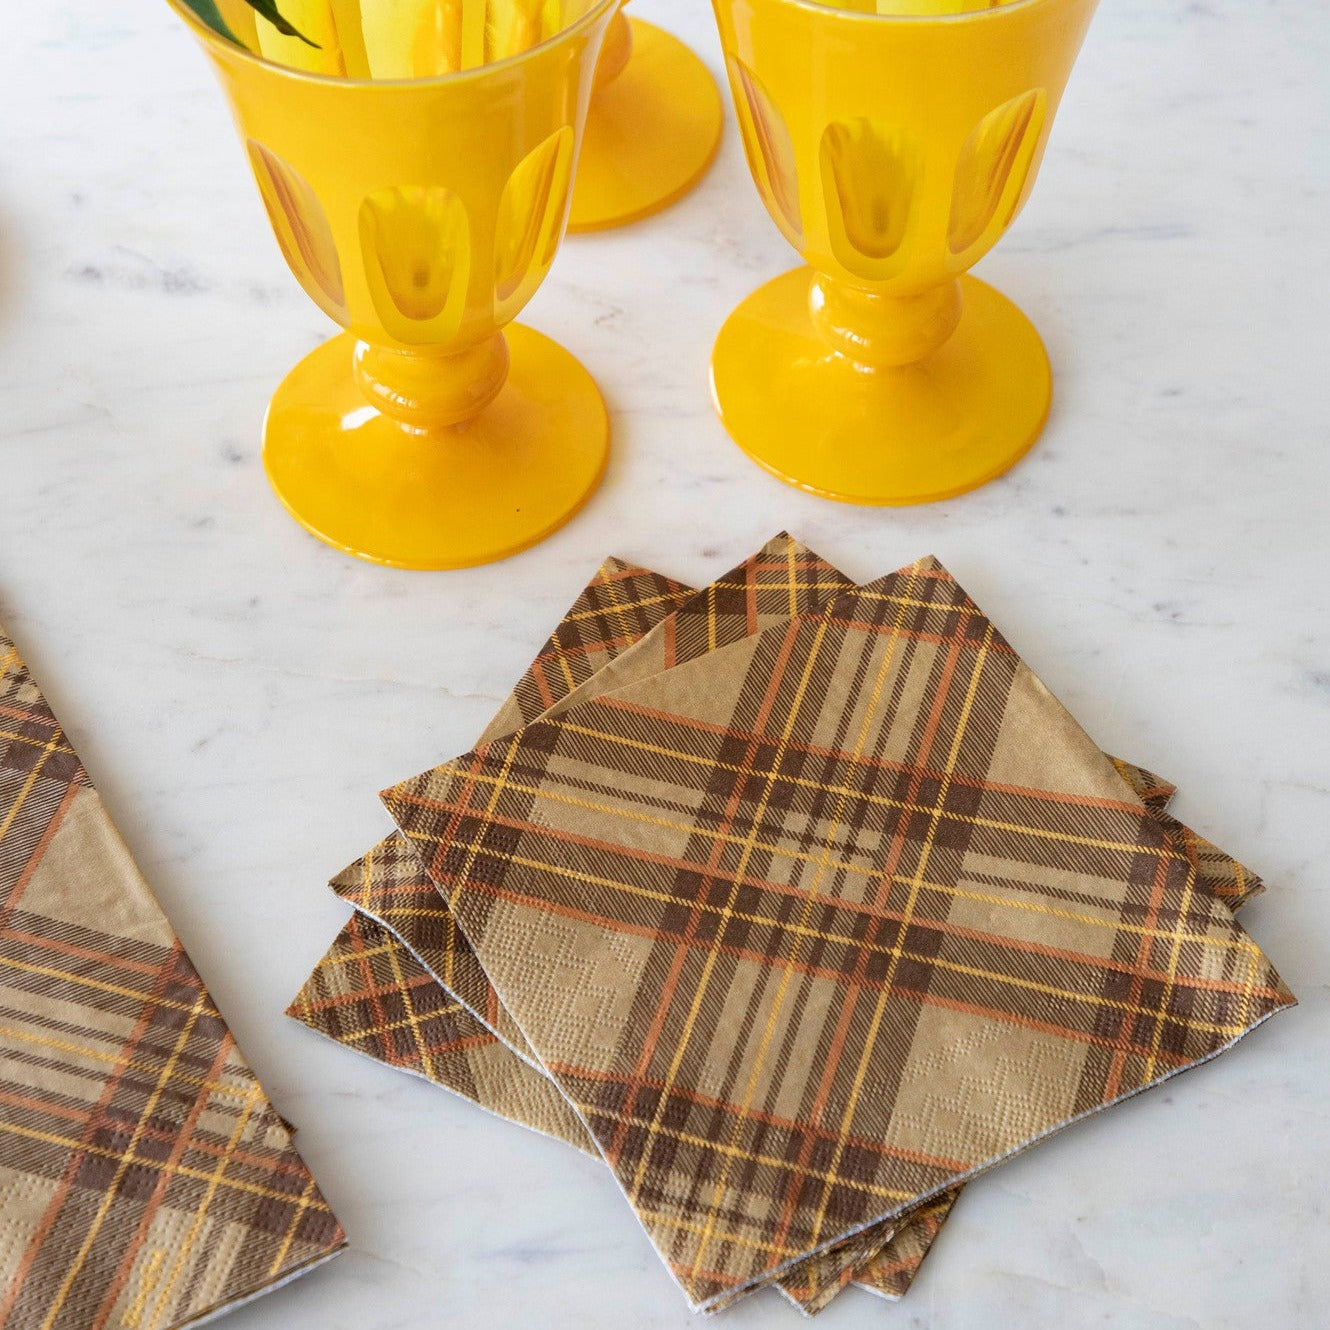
379;554;1293;1310
0;628;344;1329
293;539;1268;1306
296;540;967;1309
288;534;1287;1314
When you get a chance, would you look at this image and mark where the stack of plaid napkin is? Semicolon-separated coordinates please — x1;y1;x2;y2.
290;533;1293;1314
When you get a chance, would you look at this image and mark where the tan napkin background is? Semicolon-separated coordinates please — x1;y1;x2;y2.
0;628;344;1330
382;554;1293;1310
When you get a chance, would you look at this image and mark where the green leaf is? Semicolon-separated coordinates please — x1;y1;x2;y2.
243;0;321;47
178;0;322;50
178;0;238;43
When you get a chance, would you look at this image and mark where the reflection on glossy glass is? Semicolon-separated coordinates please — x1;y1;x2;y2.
494;127;574;315
821;118;917;277
729;56;802;244
360;184;470;342
339;404;378;431
948;89;1045;254
247;141;347;323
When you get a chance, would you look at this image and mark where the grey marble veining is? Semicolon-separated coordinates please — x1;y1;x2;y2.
0;0;1327;1325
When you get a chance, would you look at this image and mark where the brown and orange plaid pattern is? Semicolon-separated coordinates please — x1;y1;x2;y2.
290;754;1259;1308
0;629;344;1330
290;537;1291;1314
298;543;938;1307
296;534;1271;1303
381;555;1293;1310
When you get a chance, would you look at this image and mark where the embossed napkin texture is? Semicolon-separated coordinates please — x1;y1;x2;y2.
299;539;977;1309
291;539;1271;1311
289;760;1261;1313
0;630;344;1330
380;554;1294;1312
293;540;956;1309
294;540;941;1308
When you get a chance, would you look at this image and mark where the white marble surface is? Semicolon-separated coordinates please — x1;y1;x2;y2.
2;0;1328;1325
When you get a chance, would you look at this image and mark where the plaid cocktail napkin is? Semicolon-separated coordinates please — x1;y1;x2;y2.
296;539;974;1307
291;536;1291;1315
0;627;345;1329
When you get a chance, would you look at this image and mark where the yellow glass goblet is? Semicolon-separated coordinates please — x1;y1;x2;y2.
168;0;619;569
710;0;1101;505
567;3;725;232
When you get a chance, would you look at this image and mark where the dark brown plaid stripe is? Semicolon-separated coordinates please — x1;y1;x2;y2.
290;911;498;1077
662;538;854;668
0;630;343;1329
329;836;540;1066
384;557;1294;1309
1109;758;1174;812
854;752;1230;1307
545;535;856;721
0;645;87;791
288;913;929;1311
855;1191;954;1300
1153;813;1263;910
